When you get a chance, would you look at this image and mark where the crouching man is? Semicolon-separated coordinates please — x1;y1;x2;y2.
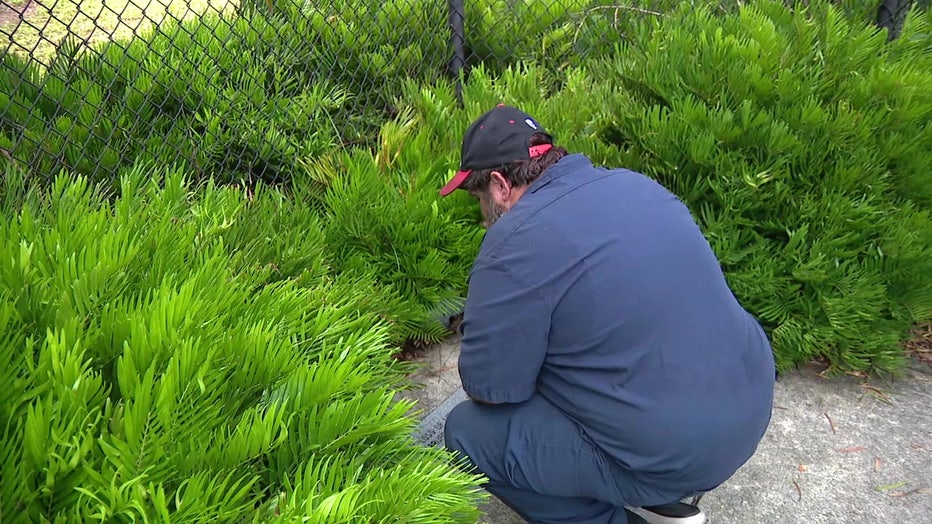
439;105;775;524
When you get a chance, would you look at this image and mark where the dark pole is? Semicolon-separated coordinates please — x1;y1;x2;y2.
449;0;465;106
876;0;913;41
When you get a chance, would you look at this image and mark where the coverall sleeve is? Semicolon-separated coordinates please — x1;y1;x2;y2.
457;257;552;404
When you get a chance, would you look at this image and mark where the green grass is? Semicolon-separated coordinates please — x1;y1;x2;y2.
1;0;239;66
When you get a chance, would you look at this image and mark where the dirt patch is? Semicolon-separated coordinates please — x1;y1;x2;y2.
0;0;36;30
905;322;931;366
391;313;463;362
391;339;430;362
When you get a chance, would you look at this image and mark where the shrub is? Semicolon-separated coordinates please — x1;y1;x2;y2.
586;0;932;373
391;1;932;374
0;0;729;193
0;164;487;521
0;13;348;188
462;0;671;66
0;0;454;189
298;109;486;344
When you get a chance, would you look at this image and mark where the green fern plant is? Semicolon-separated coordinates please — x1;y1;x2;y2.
583;0;932;373
298;113;485;344
0;164;487;522
387;2;931;374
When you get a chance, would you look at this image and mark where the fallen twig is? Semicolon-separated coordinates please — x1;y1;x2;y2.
860;384;892;404
840;370;867;379
888;488;932;497
426;363;458;377
876;481;909;492
837;446;866;453
824;413;836;434
904;322;931;365
571;5;664;48
792;479;802;501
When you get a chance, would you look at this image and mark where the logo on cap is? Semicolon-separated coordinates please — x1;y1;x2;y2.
525;118;538;130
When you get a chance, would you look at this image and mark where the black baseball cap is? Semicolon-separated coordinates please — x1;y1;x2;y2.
440;104;553;196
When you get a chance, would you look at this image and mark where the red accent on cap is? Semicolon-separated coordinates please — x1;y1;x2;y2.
440;144;553;197
440;169;471;196
529;144;553;157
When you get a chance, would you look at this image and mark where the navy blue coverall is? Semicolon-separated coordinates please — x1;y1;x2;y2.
443;154;775;523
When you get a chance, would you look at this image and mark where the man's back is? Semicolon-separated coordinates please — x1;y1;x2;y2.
460;153;775;494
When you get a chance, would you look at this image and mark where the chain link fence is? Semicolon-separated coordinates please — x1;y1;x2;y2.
0;0;924;186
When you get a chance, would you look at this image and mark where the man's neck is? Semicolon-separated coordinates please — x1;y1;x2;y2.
507;185;530;208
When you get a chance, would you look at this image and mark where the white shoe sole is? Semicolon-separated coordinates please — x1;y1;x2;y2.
624;506;708;524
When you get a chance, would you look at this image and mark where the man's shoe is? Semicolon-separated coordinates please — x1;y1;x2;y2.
624;502;707;524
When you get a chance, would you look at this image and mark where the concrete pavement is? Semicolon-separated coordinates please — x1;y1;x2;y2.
397;334;932;523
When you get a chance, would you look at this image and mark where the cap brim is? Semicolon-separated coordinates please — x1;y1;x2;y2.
440;169;471;196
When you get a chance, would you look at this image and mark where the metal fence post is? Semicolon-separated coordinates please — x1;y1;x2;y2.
876;0;914;40
448;0;465;106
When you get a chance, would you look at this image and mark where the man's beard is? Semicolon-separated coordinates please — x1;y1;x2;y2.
485;201;507;228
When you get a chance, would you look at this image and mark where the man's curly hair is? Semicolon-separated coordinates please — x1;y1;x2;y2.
461;132;568;193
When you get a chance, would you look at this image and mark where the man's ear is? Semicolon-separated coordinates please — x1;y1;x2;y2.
488;171;511;202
